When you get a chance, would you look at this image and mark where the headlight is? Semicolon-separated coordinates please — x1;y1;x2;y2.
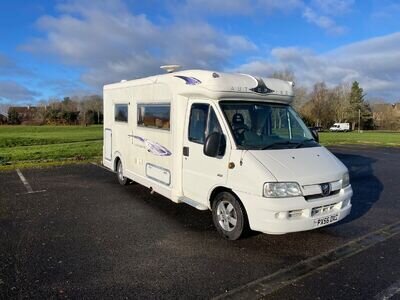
342;172;350;188
263;182;302;198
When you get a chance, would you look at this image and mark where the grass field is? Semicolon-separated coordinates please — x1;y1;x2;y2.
0;125;103;170
0;125;399;171
319;131;400;147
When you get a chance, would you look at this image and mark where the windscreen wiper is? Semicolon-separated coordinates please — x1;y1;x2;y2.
295;138;315;148
261;141;298;150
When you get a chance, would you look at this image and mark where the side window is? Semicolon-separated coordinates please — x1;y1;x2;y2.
188;103;223;146
289;112;305;139
188;103;209;144
137;104;170;130
206;107;222;136
115;104;128;122
271;107;290;138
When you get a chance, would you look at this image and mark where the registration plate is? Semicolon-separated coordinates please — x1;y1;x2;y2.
313;213;339;227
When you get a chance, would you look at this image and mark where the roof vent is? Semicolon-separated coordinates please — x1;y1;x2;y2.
160;65;181;73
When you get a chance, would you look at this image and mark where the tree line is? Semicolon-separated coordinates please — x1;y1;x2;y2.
1;73;399;129
4;95;103;125
272;70;399;130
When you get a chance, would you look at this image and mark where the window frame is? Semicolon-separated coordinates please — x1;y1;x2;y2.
188;103;223;145
137;102;171;131
188;103;209;144
114;103;129;123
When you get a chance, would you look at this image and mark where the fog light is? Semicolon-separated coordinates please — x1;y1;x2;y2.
342;198;350;208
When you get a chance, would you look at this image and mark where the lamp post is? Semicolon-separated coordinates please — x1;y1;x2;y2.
358;109;361;133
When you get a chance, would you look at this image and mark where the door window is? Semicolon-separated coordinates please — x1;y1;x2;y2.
189;104;209;144
188;104;223;144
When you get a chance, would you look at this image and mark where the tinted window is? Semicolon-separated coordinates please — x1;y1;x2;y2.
137;104;170;130
115;104;128;122
207;108;222;136
189;104;209;143
189;104;222;144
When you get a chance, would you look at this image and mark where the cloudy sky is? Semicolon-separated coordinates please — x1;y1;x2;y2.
0;0;399;104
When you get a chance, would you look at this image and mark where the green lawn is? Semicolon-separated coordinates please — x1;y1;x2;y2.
320;131;400;147
0;125;399;171
0;125;103;170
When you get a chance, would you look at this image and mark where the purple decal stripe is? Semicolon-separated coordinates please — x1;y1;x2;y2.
174;75;201;85
134;136;172;156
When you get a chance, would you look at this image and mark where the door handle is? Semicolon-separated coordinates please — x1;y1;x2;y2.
183;147;189;157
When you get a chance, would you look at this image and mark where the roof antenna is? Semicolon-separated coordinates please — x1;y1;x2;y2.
160;65;181;73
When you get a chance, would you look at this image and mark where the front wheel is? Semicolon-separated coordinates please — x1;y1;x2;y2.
212;192;248;240
117;160;129;186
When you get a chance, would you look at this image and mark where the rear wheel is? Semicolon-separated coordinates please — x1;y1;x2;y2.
117;160;129;186
212;192;248;240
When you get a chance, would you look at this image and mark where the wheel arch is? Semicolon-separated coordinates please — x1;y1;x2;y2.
209;186;251;239
112;151;124;172
209;186;245;211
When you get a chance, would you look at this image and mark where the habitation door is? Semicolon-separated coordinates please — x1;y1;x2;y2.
182;100;230;207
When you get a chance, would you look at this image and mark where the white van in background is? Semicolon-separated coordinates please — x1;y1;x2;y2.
103;66;352;240
330;123;350;132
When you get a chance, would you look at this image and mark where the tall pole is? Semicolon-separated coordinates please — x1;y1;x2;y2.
358;109;361;133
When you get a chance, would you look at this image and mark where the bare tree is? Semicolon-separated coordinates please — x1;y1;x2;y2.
270;69;309;110
309;82;332;127
331;83;351;123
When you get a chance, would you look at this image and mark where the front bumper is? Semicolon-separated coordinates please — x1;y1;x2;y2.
235;185;353;234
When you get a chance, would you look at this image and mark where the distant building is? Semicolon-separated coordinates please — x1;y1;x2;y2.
371;102;400;130
8;106;38;123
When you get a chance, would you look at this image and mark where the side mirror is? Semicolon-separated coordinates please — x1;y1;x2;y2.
204;132;225;157
309;127;319;143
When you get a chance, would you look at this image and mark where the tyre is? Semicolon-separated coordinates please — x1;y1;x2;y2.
212;192;248;240
116;160;129;186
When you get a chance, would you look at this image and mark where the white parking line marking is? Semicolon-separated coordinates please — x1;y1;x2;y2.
213;221;400;300
375;279;400;300
16;169;46;195
16;168;34;193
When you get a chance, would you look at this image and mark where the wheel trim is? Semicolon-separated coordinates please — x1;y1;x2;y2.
217;200;238;232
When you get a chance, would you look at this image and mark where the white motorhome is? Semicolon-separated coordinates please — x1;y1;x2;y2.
330;123;350;132
103;67;352;240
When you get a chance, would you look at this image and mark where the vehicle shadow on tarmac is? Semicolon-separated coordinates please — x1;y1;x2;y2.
332;152;383;224
122;151;383;243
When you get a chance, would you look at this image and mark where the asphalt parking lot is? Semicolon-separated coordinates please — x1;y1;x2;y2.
1;146;400;299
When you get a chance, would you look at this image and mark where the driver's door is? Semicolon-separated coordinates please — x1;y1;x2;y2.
182;100;230;206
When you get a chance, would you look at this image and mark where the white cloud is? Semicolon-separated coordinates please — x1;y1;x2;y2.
0;81;40;103
22;0;256;88
18;0;398;101
303;7;346;35
0;53;32;77
176;0;347;35
174;0;303;17
234;32;400;101
311;0;354;15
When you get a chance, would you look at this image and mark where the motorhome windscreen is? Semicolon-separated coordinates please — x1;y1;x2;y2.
219;101;319;150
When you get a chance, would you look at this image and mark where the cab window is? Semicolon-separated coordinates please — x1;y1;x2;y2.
188;104;222;144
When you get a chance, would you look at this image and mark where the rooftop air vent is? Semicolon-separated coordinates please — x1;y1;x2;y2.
160;65;181;73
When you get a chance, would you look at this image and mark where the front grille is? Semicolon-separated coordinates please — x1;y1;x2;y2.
305;189;340;201
311;202;338;217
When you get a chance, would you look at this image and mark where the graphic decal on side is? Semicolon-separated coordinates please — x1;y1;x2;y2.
134;136;172;156
174;75;202;85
